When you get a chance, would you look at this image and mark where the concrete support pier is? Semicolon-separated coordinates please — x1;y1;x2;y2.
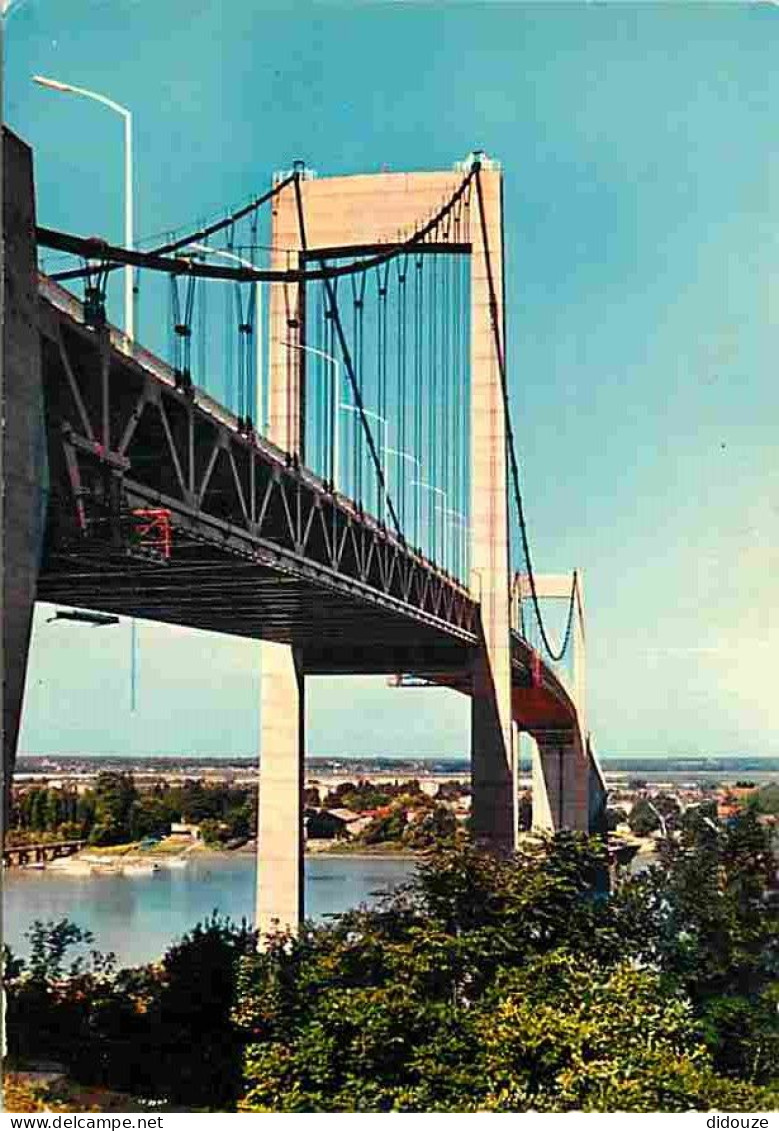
256;641;305;937
471;632;516;849
468;163;515;853
531;733;589;832
2;130;45;818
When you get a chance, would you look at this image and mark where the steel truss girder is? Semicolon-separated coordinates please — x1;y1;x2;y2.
38;295;477;651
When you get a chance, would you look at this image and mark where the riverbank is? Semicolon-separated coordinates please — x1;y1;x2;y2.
12;835;419;877
13;832;655;877
44;838;202;876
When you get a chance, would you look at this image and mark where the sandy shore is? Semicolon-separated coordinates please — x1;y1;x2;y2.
15;838;419;877
44;843;202;877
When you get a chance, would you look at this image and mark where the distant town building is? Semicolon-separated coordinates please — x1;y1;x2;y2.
170;822;202;841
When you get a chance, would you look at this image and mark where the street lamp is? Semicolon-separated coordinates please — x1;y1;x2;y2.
438;505;469;579
411;480;448;568
187;243;264;428
282;340;342;489
340;406;418;531
385;446;421;542
340;403;389;518
33;75;134;345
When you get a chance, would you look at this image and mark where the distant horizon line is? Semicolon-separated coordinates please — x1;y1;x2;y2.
16;751;779;766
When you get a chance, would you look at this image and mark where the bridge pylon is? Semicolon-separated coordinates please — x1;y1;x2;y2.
254;159;519;938
516;572;590;832
467;160;517;853
1;131;46;820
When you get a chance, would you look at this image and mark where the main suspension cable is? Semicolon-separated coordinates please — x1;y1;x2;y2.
50;172;298;284
473;162;577;662
42;164;478;288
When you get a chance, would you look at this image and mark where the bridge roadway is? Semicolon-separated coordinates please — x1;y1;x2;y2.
35;277;578;738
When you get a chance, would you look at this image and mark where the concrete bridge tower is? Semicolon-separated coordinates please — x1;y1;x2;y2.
255;158;515;936
2;131;46;821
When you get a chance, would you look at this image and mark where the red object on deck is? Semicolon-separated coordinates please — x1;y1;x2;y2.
131;507;172;559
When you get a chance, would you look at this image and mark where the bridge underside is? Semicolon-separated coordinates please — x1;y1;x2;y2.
36;281;476;679
38;553;473;677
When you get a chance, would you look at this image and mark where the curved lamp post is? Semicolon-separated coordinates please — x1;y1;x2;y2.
33;75;134;345
187;242;264;427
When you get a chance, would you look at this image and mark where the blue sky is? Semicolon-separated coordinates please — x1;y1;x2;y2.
5;0;779;759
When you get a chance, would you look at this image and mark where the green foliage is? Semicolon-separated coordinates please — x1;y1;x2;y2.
605;805;628;831
616;818;776;1002
9;776;256;849
237;823;778;1112
323;778;424;813
25;918;106;983
404;804;458;848
149;914;258;1107
7;811;778;1113
129;795;175;841
198;818;228;845
750;782;779;816
627;798;661;835
5;919;117;1068
5;914;257;1110
680;800;719;838
93;772;138;844
361;806;408;845
698;988;779;1085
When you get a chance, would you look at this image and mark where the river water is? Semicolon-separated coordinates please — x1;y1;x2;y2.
3;853;418;967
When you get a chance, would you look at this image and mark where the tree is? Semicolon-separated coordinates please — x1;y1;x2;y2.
238;835;777;1112
614;810;779;1022
361;807;408;845
7;823;778;1113
605;806;628;831
129;795;174;841
77;793;96;836
405;804;457;848
750;782;779;816
150;914;258;1108
627;799;661;836
30;789;48;833
5;915;256;1110
5;919;116;1067
90;773;138;845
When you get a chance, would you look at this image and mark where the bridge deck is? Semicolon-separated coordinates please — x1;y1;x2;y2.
37;279;476;675
36;278;577;728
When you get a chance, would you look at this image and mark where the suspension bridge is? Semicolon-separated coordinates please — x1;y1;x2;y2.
2;128;606;934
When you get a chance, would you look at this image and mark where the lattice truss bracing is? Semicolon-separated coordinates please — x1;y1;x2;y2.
36;293;477;674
